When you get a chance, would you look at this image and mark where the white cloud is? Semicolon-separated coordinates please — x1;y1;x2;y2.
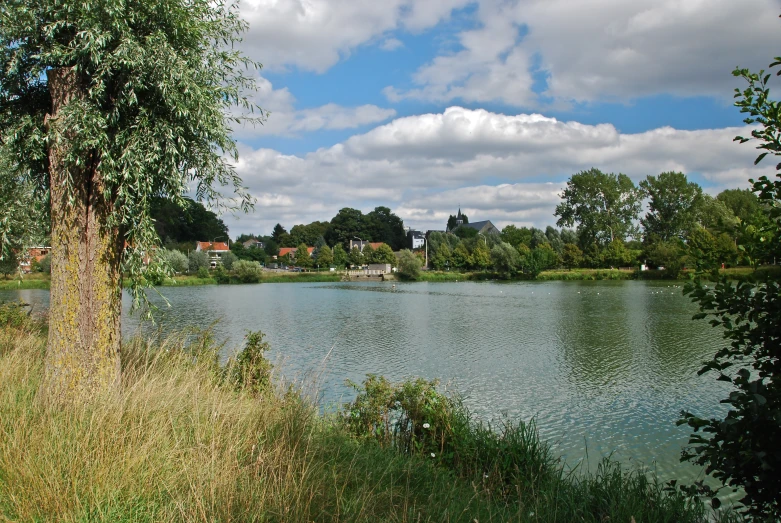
223;107;763;236
387;0;780;106
238;0;471;73
380;38;404;51
235;77;396;138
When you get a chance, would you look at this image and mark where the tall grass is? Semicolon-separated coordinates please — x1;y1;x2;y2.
0;306;733;522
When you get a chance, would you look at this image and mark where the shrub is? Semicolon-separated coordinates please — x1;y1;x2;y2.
212;264;230;284
225;331;273;396
37;254;51;274
221;251;237;270
156;248;189;274
396;249;421;280
233;260;262;283
196;266;210;279
188;250;209;273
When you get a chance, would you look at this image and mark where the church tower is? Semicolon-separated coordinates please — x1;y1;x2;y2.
456;207;463;226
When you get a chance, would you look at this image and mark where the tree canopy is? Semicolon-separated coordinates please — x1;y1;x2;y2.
1;0;260;398
555;169;642;248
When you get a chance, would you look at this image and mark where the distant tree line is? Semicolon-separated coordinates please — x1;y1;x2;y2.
426;170;768;278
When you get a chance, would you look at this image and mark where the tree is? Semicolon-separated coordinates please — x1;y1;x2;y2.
333;243;348;269
1;0;259;399
678;52;781;520
640;172;703;242
150;197;228;244
326;208;368;248
362;243;376;263
315;245;333;268
521;244;558;278
366;206;406;250
0;248;17;278
490;242;521;278
471;242;491;271
561;243;583;269
374;243;396;265
717;188;763;224
264;239;280;259
451;243;471;269
431;243;452;270
290;221;329;247
501;225;533;248
348;247;364;268
555;169;643;248
396;249;421;280
271;224;288;245
294;243;312;268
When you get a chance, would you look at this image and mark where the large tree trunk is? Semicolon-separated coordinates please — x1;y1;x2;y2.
43;67;122;401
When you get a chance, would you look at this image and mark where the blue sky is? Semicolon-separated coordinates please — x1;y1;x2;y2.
224;0;780;237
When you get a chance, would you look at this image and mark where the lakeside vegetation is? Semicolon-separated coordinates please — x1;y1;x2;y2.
4;265;779;291
0;305;726;522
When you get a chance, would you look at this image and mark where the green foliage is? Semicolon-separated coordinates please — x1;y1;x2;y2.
600;240;636;268
640;172;704;242
490;242;520;278
396;249;421;280
325;208;369;248
212;264;230;284
294;243;312;268
453;225;478;239
315;244;333;268
644;238;686;278
188;251;209;273
343;375;705;522
289;222;329;247
451;243;471;269
678;51;781;521
0;249;17;277
233;260;262;283
470;242;491;271
501;224;533;248
156;248;188;274
521;244;559;278
561;243;584;269
0;0;261;312
717;189;763;224
348;246;363;268
196;266;210;279
430;243;452;270
0;301;30;329
150;197;228;245
220;251;237;270
365;206;407;251
361;243;375;263
373;243;396;265
225;331;273;396
332;243;347;268
555;168;643;247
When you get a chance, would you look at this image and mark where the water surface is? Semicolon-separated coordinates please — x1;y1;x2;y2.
2;280;729;483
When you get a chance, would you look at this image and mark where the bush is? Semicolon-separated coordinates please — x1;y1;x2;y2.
221;251;237;270
196;266;210;279
38;254;51;274
233;260;262;283
212;264;230;284
225;331;273;396
156;248;189;274
0;301;30;329
396;249;421;280
188;250;209;273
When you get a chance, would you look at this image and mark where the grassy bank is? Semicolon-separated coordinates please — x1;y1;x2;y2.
0;306;731;522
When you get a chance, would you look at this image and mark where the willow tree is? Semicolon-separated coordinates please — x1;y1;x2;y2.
0;0;260;400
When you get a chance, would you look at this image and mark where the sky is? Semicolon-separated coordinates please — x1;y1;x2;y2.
220;0;781;238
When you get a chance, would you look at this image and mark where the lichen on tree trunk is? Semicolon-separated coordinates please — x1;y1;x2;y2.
42;67;122;401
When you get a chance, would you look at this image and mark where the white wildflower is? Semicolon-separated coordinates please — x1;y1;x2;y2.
423;423;430;429
430;453;435;458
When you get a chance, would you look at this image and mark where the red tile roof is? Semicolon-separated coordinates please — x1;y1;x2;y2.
197;241;230;251
278;246;315;257
369;242;384;250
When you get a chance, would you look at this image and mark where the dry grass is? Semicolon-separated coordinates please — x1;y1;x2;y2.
0;321;521;522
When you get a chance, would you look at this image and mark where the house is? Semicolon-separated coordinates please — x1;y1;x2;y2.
407;230;425;249
348;240;385;253
243;239;264;249
18;246;51;273
195;241;230;268
367;263;392;274
278;246;315;264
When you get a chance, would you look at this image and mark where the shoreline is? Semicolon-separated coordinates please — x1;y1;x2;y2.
2;265;777;291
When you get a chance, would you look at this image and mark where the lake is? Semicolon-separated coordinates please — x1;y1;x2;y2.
1;280;729;484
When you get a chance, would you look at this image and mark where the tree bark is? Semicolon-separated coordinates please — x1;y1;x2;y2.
43;67;122;401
